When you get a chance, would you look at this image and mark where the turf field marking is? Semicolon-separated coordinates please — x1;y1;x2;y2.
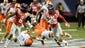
0;29;77;35
63;29;77;31
0;32;5;34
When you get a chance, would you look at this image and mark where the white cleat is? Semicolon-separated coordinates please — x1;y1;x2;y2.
61;40;68;46
4;46;7;48
0;40;4;43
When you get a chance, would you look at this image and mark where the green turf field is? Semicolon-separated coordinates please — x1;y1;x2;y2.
0;22;85;40
61;22;85;39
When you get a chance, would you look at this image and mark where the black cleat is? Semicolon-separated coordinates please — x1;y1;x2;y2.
14;38;17;42
54;39;62;47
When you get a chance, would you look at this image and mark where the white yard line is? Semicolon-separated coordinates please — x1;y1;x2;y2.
0;29;77;35
0;32;5;34
63;29;77;31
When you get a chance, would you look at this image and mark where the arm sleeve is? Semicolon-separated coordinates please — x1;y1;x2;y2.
58;12;67;23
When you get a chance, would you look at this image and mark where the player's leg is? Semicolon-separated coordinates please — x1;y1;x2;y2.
4;23;17;48
4;34;13;48
14;26;21;42
37;36;45;45
51;27;61;46
63;32;72;39
57;23;70;46
0;14;4;32
1;20;13;43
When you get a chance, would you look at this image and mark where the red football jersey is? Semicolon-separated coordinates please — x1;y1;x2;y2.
44;10;67;27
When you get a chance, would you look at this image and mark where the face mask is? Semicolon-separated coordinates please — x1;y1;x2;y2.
49;9;54;14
